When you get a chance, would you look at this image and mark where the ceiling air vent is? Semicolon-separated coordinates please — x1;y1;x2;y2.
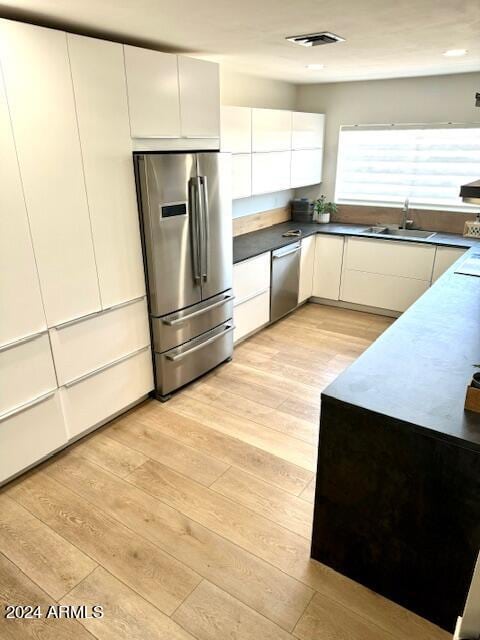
286;32;345;47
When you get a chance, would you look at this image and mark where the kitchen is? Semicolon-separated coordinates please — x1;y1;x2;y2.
0;2;480;639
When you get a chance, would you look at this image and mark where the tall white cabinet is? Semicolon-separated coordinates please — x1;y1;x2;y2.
67;34;145;308
0;20;101;327
0;68;46;347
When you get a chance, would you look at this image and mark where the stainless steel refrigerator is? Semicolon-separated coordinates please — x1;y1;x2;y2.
135;152;233;401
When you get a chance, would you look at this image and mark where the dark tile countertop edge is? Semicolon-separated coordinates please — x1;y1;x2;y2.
322;247;480;453
233;221;480;264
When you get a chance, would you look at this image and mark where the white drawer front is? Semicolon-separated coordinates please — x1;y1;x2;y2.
234;289;270;343
50;298;150;385
344;237;435;280
233;253;271;305
341;270;430;312
61;347;153;439
0;333;57;416
251;151;291;195
0;391;67;484
232;154;252;199
291;149;323;188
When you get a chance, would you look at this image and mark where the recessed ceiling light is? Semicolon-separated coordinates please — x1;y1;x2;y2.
443;49;467;57
306;64;325;70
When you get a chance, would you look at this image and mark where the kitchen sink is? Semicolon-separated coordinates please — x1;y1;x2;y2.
363;226;436;240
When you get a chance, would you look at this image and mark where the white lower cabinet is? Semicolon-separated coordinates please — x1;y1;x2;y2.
298;236;316;303
50;298;150;386
251;151;291;195
340;270;430;313
432;246;467;282
312;235;345;300
60;347;153;439
0;391;67;484
232;154;252;199
0;333;57;416
291;149;323;188
234;290;270;343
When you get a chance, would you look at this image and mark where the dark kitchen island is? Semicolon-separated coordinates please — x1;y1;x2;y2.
311;247;480;632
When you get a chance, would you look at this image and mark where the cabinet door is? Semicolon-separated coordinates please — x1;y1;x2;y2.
124;45;180;138
0;67;46;347
344;237;435;280
291;149;323;188
234;290;270;343
251;151;291;195
232;154;252;199
252;108;291;151
292;112;325;150
298;236;316;303
0;20;101;327
68;35;145;308
178;56;220;138
220;106;251;152
312;235;344;300
341;270;429;312
432;246;466;282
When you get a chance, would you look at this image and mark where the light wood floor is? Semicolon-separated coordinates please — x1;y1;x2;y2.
0;303;449;640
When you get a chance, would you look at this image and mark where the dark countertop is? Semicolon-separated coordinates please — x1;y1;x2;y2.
233;221;479;263
323;248;480;453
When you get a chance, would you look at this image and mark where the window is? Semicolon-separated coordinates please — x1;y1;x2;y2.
335;124;480;211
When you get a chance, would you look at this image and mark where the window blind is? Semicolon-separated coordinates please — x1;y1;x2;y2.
335;125;480;211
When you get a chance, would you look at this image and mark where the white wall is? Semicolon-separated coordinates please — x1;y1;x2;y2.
221;67;297;219
296;71;480;200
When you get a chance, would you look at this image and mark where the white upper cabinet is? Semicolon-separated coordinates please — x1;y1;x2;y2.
124;45;181;138
220;106;251;152
291;149;323;188
0;67;46;347
292;112;325;150
252;151;291;195
0;20;101;327
232;154;252;199
68;35;145;308
178;56;220;138
252;108;291;151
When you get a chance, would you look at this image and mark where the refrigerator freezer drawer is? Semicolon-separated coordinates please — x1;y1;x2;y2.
155;321;233;396
151;289;234;353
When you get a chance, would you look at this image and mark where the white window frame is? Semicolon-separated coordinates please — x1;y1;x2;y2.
334;123;480;213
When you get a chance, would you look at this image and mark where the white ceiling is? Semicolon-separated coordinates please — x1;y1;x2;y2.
1;0;479;83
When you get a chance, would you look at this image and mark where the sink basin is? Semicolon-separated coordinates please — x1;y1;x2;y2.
363;226;436;240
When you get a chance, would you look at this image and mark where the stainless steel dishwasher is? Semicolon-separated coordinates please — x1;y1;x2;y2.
271;241;301;322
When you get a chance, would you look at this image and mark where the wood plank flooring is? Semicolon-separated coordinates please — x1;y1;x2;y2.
0;303;449;640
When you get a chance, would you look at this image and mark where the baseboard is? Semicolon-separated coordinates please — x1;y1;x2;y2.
309;297;401;318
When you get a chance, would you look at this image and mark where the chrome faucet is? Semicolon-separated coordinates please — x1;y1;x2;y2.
401;198;412;229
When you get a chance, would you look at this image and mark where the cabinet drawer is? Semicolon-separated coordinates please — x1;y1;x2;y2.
233;253;271;304
344;237;435;280
0;391;66;484
251;151;291;195
291;149;323;188
0;333;57;417
291;112;324;150
432;246;467;282
234;289;270;343
232;154;252;199
341;270;430;312
220;106;251;153
50;298;150;385
60;347;153;439
252;108;291;151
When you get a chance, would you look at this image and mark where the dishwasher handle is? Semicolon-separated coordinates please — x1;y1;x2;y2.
272;243;301;259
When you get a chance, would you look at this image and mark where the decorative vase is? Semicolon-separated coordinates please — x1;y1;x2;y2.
316;211;330;224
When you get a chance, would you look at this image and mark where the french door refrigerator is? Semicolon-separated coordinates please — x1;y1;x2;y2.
135;152;233;401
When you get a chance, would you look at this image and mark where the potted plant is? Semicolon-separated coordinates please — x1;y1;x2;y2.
314;195;337;224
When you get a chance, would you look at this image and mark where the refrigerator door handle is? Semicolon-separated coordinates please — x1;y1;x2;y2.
200;176;209;282
188;178;201;282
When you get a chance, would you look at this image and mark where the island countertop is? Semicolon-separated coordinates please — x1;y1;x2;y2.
322;246;480;453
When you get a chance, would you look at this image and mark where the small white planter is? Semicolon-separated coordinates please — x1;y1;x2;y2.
316;212;331;224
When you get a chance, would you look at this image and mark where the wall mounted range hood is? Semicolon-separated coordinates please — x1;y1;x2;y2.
460;180;480;205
